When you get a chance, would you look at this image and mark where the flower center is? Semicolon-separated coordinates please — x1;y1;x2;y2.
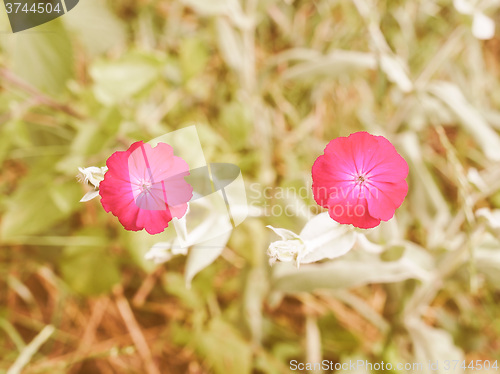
141;181;152;192
355;174;366;184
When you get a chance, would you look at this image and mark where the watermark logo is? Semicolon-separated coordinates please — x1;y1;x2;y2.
3;0;79;32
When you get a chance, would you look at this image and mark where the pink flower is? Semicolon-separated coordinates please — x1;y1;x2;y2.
99;141;193;234
312;132;408;229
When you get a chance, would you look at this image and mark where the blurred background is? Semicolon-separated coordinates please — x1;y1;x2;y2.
1;0;500;373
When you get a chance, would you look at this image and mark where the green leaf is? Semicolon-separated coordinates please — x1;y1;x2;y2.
380;244;406;262
282;50;376;81
185;231;231;287
69;122;107;156
1;174;81;240
62;0;126;57
428;81;500;161
1;19;73;96
90;52;163;105
474;233;500;290
254;349;291;374
195;318;252;374
216;18;244;72
179;38;209;81
407;319;464;374
272;254;426;293
219;101;253;150
299;213;357;264
121;227;177;273
162;272;203;310
60;228;120;296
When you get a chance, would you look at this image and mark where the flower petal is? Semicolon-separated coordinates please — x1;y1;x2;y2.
99;141;192;234
80;190;100;202
327;191;381;229
365;180;408;221
267;225;301;240
323;136;358;174
365;136;409;182
348;131;381;175
312;132;408;229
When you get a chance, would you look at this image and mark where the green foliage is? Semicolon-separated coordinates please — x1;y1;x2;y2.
179;37;210;82
1;0;500;371
91;52;165;106
194;318;253;374
1;166;81;240
60;229;120;296
272;252;424;293
2;20;73;96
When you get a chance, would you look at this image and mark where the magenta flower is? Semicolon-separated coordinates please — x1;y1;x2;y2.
99;141;193;234
312;132;408;229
